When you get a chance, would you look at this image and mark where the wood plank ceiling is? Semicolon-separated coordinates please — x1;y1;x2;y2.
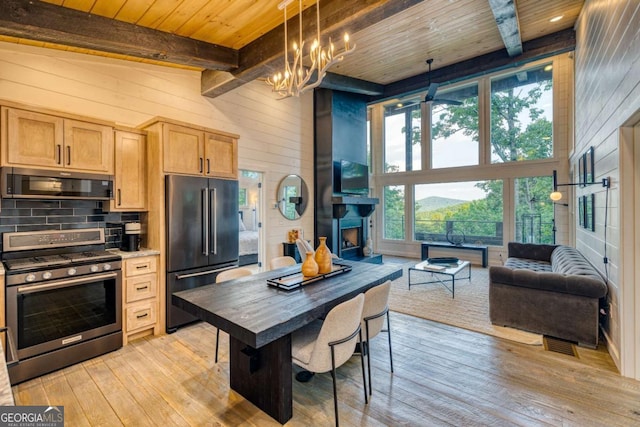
0;0;584;99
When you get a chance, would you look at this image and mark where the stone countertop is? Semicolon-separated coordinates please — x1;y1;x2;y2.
107;248;160;259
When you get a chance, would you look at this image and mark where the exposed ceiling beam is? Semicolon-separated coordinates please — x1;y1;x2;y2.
202;0;426;98
488;0;523;57
0;0;238;71
379;28;575;102
318;73;385;96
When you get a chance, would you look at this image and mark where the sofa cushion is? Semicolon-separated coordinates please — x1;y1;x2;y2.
505;257;552;272
490;266;607;298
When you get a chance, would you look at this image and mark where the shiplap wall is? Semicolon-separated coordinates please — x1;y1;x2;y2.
574;0;640;376
0;41;314;269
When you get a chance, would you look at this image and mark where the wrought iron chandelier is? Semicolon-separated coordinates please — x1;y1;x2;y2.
266;0;356;98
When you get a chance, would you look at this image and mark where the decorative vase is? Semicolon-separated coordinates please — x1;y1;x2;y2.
301;251;319;277
314;237;333;274
363;238;373;256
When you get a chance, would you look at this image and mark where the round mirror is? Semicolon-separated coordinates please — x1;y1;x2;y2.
277;174;308;220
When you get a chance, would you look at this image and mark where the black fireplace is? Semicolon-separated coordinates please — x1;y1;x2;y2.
314;89;382;263
331;196;380;262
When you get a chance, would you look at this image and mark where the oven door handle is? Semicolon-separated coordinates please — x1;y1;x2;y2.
16;272;118;294
0;326;19;367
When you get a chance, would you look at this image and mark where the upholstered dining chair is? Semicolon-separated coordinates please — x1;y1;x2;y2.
269;255;297;269
361;280;393;395
291;293;367;427
214;267;253;362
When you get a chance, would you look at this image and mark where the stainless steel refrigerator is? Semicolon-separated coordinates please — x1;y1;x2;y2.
165;175;239;331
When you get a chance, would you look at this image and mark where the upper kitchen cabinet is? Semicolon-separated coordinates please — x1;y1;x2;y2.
162;123;205;175
205;132;237;179
1;107;114;174
145;118;238;179
108;129;147;212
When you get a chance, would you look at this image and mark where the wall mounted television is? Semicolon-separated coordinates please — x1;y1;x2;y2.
337;160;369;195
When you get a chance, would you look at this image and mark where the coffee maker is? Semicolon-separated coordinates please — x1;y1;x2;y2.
122;222;141;252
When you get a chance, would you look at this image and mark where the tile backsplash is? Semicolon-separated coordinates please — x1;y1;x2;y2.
0;198;140;251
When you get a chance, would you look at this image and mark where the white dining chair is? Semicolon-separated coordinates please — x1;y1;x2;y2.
214;267;253;362
269;256;296;269
291;293;367;427
361;280;393;395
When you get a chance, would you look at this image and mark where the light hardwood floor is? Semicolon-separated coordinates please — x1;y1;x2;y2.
11;311;640;426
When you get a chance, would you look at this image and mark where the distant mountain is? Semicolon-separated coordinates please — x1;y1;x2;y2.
416;196;466;211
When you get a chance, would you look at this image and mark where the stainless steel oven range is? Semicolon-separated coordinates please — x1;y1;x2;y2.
2;228;122;384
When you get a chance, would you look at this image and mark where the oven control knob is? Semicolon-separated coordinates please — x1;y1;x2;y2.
103;263;112;271
26;274;37;282
90;265;99;273
42;271;52;280
68;268;77;276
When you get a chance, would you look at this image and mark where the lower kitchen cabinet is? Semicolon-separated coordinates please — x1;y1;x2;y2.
123;254;159;345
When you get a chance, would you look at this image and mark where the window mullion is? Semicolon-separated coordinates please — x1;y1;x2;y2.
478;77;490;165
405;108;413;171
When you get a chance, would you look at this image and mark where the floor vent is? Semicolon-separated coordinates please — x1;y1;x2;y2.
543;336;578;357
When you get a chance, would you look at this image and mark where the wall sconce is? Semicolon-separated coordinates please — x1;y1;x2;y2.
549;170;610;201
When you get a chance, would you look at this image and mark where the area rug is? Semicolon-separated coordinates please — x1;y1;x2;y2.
388;262;543;345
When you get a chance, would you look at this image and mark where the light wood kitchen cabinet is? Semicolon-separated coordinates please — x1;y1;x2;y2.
161;121;238;178
123;255;159;345
162;123;204;175
1;107;113;174
205;131;237;179
108;130;147;211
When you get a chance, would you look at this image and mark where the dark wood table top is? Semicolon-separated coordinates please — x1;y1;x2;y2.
173;260;403;348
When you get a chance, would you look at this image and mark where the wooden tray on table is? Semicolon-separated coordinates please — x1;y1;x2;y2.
267;262;352;291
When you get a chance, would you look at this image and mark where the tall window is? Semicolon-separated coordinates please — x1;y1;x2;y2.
490;63;553;163
514;175;554;244
384;98;421;172
384;185;405;239
431;84;479;168
414;181;503;245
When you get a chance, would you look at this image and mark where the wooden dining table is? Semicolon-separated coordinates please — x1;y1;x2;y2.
172;260;403;424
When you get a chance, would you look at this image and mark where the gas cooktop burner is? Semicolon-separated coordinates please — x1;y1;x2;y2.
4;255;71;271
66;251;116;263
4;251;119;271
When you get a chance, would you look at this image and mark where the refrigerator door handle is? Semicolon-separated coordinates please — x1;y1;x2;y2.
174;265;238;279
211;188;218;255
202;188;209;255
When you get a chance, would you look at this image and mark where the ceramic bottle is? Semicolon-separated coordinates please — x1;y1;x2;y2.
314;237;332;274
301;251;319;277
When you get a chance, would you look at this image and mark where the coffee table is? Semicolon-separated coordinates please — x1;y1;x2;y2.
408;260;471;298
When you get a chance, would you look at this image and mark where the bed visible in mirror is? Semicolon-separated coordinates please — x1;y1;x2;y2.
238;211;258;266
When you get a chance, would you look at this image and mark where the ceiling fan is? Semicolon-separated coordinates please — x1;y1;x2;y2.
422;58;462;106
391;59;462;111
